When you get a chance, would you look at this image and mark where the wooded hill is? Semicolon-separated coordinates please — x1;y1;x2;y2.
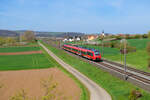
0;29;84;37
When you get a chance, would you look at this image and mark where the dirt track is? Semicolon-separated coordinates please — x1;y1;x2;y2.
0;50;43;55
0;68;81;100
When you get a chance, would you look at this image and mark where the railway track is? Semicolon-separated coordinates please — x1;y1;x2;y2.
95;61;150;85
63;48;150;85
44;40;150;91
103;59;150;76
64;49;150;89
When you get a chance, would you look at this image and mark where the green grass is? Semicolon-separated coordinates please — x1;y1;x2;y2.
41;41;150;100
127;39;150;50
79;39;150;72
104;50;150;72
93;38;150;50
26;42;39;46
0;46;40;52
0;54;52;70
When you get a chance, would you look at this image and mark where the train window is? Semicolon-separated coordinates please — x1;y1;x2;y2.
87;52;93;56
87;52;90;55
81;51;86;54
94;51;100;55
91;53;93;56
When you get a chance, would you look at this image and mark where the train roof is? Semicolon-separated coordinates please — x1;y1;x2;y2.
64;44;100;53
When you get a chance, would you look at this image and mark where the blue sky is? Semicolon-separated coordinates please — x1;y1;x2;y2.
0;0;150;33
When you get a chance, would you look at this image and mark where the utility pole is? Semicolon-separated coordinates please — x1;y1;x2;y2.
123;35;127;80
101;30;105;57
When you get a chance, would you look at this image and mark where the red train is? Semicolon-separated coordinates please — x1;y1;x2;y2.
62;44;101;61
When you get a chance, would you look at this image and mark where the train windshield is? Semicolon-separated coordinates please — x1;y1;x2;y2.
94;51;100;56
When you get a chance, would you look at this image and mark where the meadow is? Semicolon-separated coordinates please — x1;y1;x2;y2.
79;39;150;72
0;54;52;70
0;46;40;52
42;41;150;100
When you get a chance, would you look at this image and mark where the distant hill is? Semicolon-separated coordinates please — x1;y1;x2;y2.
0;30;19;37
35;31;65;37
56;32;84;37
16;30;84;37
0;30;84;37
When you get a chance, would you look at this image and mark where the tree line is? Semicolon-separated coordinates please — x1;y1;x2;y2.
0;31;36;46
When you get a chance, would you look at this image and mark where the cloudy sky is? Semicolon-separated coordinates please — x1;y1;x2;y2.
0;0;150;33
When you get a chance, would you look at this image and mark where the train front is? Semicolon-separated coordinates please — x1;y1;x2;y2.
93;50;101;61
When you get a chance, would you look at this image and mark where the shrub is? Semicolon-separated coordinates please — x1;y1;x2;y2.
10;89;29;100
110;41;119;48
103;42;111;47
148;31;150;39
147;42;150;68
148;58;150;68
116;36;122;40
142;34;148;38
127;46;136;52
146;42;150;55
129;89;142;100
120;46;136;54
134;34;142;39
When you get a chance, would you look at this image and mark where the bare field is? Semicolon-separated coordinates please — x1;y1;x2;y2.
0;50;43;55
0;68;81;100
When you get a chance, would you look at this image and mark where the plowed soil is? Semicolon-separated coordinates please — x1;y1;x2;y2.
0;50;43;55
0;68;81;100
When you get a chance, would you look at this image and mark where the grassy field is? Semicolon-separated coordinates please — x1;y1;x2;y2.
0;45;52;70
0;46;40;52
0;54;52;70
41;41;150;100
127;39;150;50
77;39;150;72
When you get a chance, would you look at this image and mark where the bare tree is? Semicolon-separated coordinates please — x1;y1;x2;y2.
24;31;36;42
148;31;150;39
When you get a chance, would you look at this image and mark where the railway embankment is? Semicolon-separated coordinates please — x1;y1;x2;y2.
39;42;112;100
41;41;150;100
